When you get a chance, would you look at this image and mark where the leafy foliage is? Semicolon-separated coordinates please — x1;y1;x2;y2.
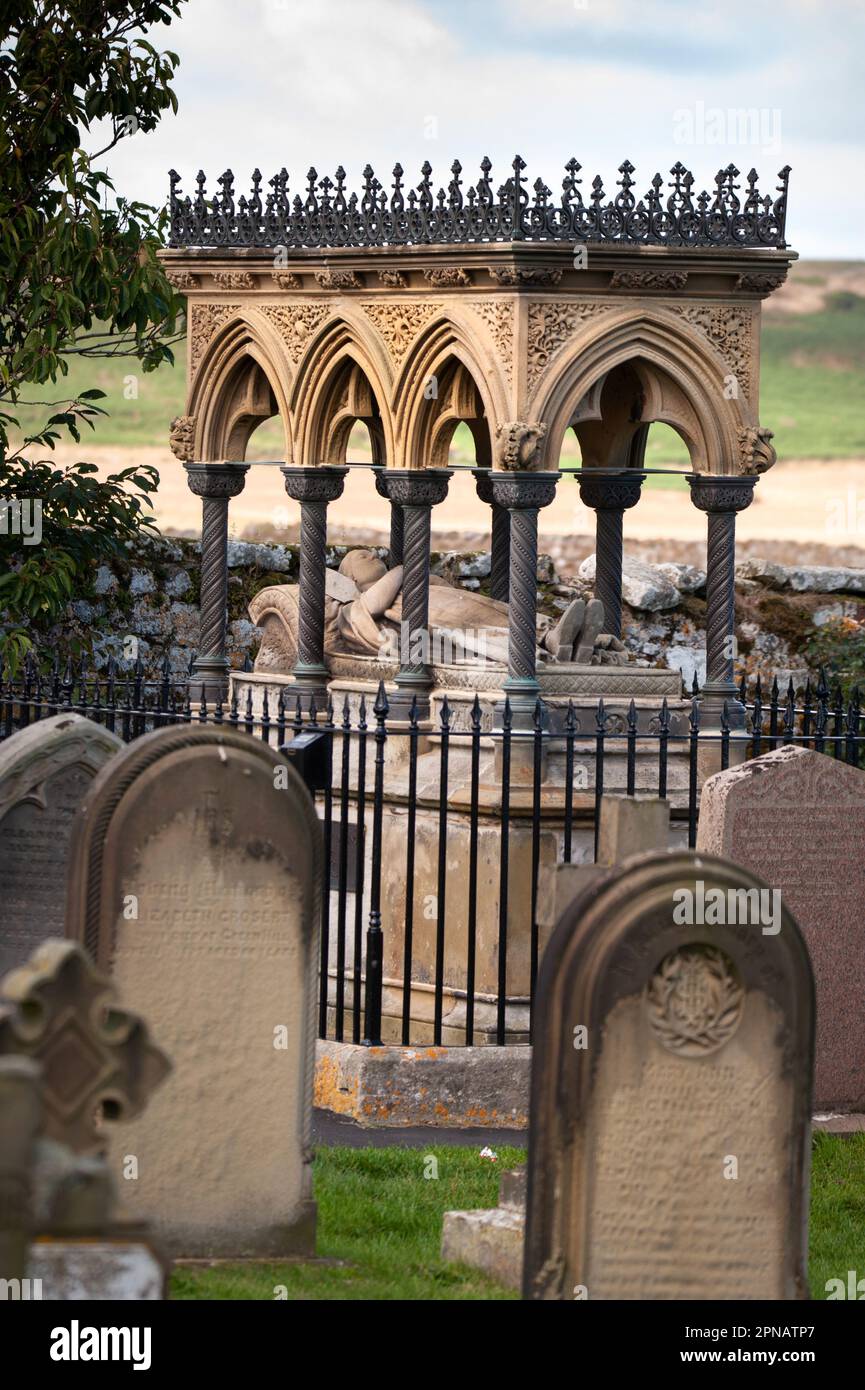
0;1;186;668
803;616;865;699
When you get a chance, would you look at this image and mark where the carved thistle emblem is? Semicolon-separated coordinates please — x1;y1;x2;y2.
647;946;743;1056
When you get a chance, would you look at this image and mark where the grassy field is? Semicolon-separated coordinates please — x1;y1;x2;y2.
170;1134;865;1301
10;263;865;479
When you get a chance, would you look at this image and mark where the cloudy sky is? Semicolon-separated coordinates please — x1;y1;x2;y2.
105;0;864;257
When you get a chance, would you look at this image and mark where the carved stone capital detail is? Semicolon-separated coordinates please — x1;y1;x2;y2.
737;425;776;475
169;415;196;462
496;421;548;471
375;468;452;508
578;470;645;511
272;271;302;290
688;474;756;514
378;269;408;288
184;462;250;499
490;470;559;511
280;464;349;505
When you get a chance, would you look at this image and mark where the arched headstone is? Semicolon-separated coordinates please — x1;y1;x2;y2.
0;715;121;978
66;725;322;1259
524;850;814;1301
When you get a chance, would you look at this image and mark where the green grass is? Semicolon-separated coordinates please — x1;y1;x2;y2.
171;1145;524;1301
9;267;865;464
169;1136;863;1300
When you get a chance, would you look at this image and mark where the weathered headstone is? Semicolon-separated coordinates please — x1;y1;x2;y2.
0;715;121;978
524;850;814;1300
697;745;865;1111
66;725;322;1258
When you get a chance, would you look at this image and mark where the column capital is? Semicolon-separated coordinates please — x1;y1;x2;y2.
471;467;495;506
375;467;452;508
688;474;756;514
490;470;559;511
578;468;645;512
184;462;249;500
280;464;348;505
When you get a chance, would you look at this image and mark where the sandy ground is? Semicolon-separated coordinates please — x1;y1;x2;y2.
49;445;865;561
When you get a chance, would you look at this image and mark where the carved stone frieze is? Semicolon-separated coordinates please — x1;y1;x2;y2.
378;269;408;288
166;270;200;291
189;302;241;372
735;271;787;294
315;269;364;290
361;301;442;364
423;267;472;288
468;299;514;381
260;303;330;364
488;267;563;288
609;269;688;291
675;303;754;402
527;301;610;392
272;271;302;290
213;271;257;290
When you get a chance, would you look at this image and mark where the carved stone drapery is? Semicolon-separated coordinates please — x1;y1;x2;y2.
281;466;349;700
376;469;452;718
185;463;250;700
578;470;646;639
689;474;756;720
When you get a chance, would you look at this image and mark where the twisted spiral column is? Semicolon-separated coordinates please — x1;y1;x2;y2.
473;468;511;602
376;469;452;718
185;463;249;700
578;470;645;639
490;471;559;727
689;474;756;724
375;467;404;567
281;465;348;700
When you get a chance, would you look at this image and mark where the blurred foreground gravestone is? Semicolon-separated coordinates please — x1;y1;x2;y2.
66;725;322;1258
524;850;814;1300
698;745;865;1111
0;939;170;1299
0;715;121;979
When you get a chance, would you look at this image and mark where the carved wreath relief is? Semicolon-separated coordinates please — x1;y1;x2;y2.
647;945;744;1057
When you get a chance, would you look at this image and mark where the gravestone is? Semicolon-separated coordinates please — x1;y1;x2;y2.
66;725;322;1258
0;939;170;1299
0;715;121;979
697;745;865;1111
524;850;814;1301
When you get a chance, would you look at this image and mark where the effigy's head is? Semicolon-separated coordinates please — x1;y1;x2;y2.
339;549;387;592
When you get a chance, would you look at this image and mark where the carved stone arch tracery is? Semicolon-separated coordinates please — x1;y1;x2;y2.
534;306;754;476
395;316;508;471
292;317;394;469
186;307;294;462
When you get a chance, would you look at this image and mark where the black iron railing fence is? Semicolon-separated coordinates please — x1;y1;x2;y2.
167;159;791;250
2;657;862;1047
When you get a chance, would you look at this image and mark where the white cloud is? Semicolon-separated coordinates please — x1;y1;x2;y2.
99;0;864;256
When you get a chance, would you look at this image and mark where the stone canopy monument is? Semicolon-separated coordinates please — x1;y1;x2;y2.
523;850;814;1301
65;725;322;1259
0;715;122;980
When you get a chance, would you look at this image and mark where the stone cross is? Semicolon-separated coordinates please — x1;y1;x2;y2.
0;939;170;1156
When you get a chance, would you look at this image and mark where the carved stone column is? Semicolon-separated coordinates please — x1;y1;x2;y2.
578;470;645;639
472;468;511;602
185;463;250;701
281;465;349;702
688;474;756;724
490;471;559;724
374;467;404;568
376;469;452;718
